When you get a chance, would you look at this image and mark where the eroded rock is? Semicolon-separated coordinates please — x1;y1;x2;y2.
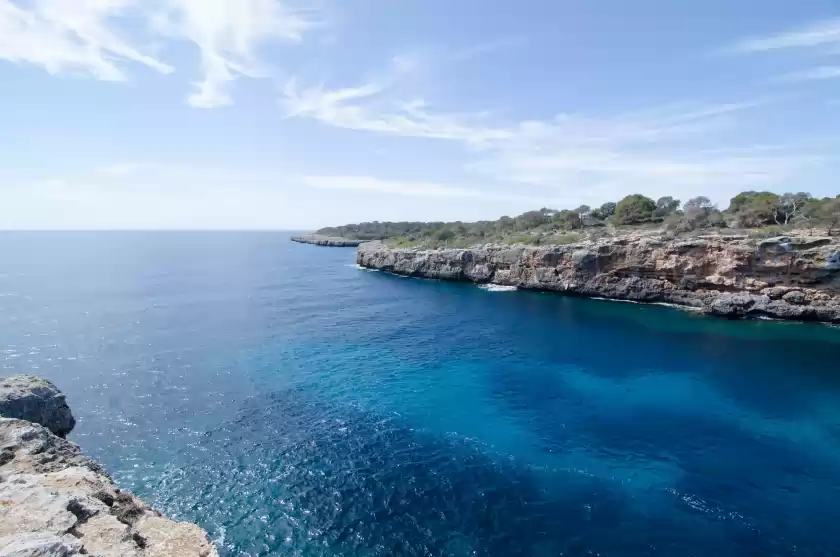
0;533;83;557
357;234;840;323
0;376;75;437
782;290;808;305
0;376;218;557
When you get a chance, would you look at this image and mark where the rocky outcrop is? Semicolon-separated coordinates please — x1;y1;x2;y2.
0;376;218;557
0;376;75;437
292;234;365;247
357;235;840;323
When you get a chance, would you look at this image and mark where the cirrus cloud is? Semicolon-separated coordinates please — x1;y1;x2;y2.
283;71;822;206
0;0;316;107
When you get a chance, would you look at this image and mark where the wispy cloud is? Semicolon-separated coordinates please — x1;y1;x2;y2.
726;18;840;90
777;65;840;82
283;72;765;149
471;148;824;203
727;18;840;53
0;0;173;80
283;72;816;203
282;79;511;145
0;0;316;107
153;0;316;108
303;175;548;204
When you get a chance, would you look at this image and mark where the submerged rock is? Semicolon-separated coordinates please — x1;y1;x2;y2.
356;234;840;323
0;377;218;557
0;376;75;437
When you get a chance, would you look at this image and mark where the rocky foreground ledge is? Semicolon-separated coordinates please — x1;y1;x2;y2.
0;375;217;557
357;235;840;323
291;234;366;247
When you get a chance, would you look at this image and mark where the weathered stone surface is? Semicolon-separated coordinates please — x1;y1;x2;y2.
291;234;365;247
0;376;75;437
0;377;218;557
357;234;840;323
782;290;807;305
0;533;83;556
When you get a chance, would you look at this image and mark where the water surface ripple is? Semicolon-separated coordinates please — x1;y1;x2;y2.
2;232;840;556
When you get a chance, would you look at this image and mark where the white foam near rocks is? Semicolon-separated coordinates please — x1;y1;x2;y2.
478;284;518;292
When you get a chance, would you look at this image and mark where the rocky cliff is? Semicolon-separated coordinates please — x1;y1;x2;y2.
291;234;365;247
0;376;218;557
357;234;840;323
0;376;75;438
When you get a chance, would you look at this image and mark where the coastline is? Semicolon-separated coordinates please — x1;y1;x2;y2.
356;234;840;324
291;234;366;247
0;375;218;557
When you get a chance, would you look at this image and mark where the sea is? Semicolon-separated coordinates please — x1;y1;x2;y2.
2;231;840;557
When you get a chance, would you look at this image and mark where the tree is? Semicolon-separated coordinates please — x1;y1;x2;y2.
821;198;840;235
728;191;776;213
436;229;455;242
615;194;656;225
775;192;812;225
793;198;824;234
559;210;582;230
679;197;715;229
498;216;514;231
515;210;549;230
653;196;681;219
314;187;836;247
729;191;780;227
599;202;616;217
683;196;714;213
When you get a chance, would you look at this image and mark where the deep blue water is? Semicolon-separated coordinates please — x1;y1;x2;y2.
3;232;840;556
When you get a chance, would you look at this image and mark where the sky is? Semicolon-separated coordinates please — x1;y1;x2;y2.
1;0;840;230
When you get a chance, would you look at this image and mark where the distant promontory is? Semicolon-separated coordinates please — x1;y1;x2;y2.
317;190;840;323
291;234;366;247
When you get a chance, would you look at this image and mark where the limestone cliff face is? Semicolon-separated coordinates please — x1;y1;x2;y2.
357;235;840;323
0;376;218;557
0;376;75;438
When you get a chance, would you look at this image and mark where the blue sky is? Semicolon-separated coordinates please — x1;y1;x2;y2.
1;0;840;229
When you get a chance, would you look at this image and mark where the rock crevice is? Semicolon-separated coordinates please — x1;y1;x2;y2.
357;235;840;323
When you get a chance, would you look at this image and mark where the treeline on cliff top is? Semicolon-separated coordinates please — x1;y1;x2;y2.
316;191;840;247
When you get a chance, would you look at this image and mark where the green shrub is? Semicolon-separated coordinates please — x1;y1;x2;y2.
615;194;657;224
436;229;455;242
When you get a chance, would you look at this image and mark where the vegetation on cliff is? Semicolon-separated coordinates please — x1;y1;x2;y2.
316;191;840;248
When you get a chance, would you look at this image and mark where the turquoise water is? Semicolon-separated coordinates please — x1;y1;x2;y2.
3;232;840;556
